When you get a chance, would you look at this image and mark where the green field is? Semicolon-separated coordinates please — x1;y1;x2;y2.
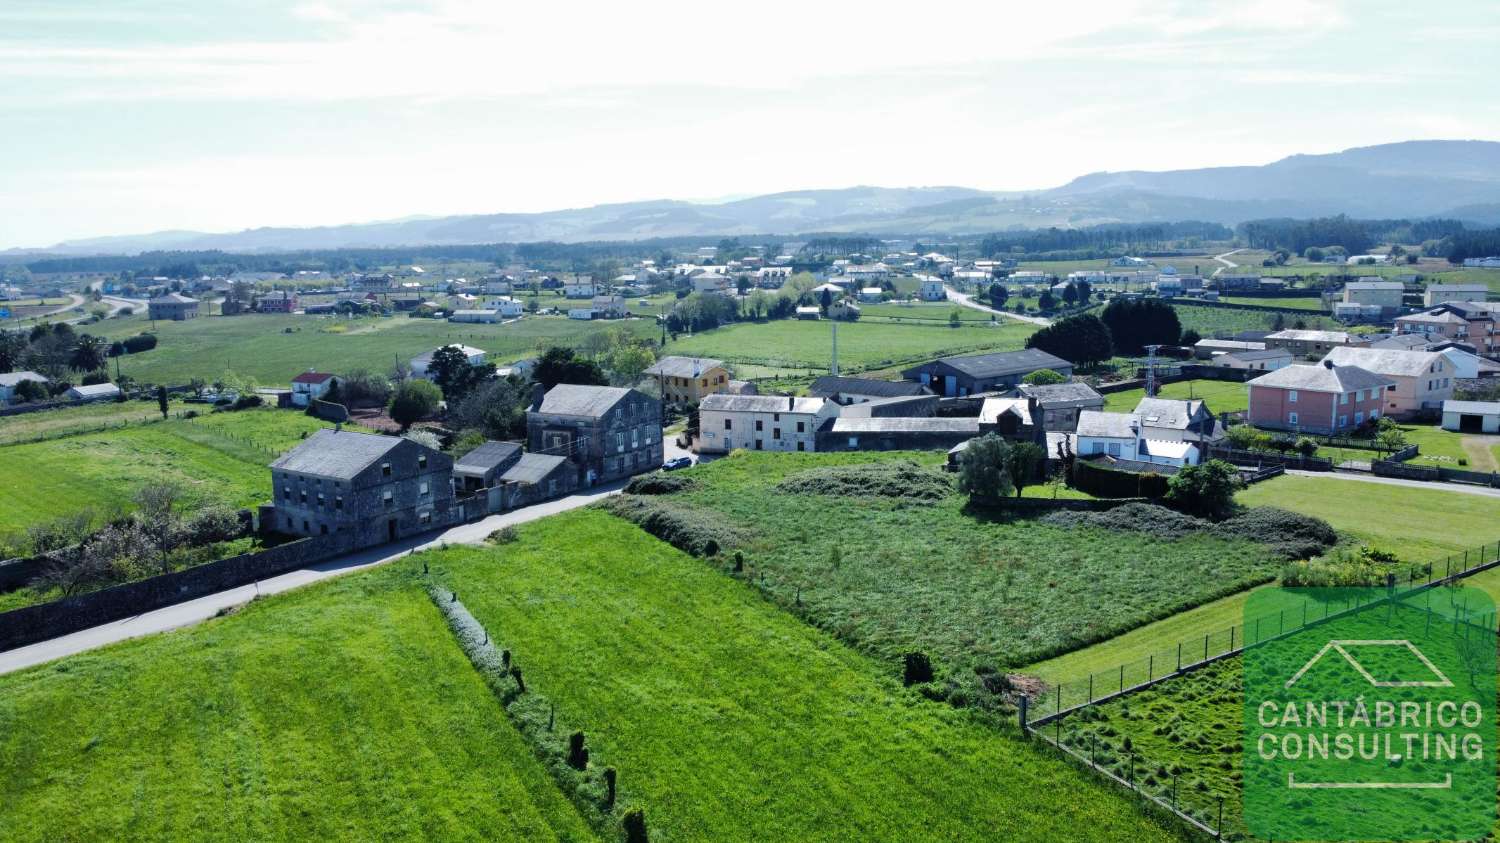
630;451;1285;671
0;570;600;842
1239;474;1499;565
665;318;1035;373
0;408;339;545
0;400;193;446
429;509;1178;842
1168;302;1336;338
1102;379;1249;414
1216;296;1327;311
103;313;655;384
858;301;994;321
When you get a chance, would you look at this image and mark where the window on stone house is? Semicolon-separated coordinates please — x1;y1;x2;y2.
418;454;427;469
383;491;393;508
382;462;391;476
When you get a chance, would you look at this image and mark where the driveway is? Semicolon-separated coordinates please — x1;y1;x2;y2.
1210;248;1243;278
0;441;694;675
944;286;1051;326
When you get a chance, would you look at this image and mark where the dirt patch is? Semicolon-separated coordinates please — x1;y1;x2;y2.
1460;435;1500;472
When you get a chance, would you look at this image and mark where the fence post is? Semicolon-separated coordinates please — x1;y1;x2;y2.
1203;633;1209;661
1176;642;1182;672
1087;674;1093;703
1148;654;1153;681
1018;695;1029;732
1229;626;1235;652
1119;663;1124;693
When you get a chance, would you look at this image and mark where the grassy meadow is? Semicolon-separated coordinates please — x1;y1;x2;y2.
1168;301;1336;338
665;318;1035;374
1216;296;1327;311
630;451;1285;670
102;312;655;384
0;570;600;842
0;408;339;545
0;399;191;446
428;509;1179;842
1102;378;1249;414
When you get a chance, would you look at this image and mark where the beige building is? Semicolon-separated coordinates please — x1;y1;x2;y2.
1424;284;1489;307
1321;346;1456;418
1341;280;1403;311
646;356;730;405
697;393;837;453
1264;329;1366;359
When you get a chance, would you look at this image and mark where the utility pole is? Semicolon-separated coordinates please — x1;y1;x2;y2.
1144;344;1161;396
830;318;839;377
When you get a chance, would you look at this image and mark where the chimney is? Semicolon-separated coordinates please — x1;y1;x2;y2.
530;382;547;410
1323;359;1334;369
788;394;794;411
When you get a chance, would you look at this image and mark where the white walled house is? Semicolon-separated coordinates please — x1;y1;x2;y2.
564;279;597;298
290;371;339;407
919;278;946;301
1074;410;1200;467
696;394;837;454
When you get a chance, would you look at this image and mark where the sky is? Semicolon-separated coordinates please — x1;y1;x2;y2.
2;0;1498;248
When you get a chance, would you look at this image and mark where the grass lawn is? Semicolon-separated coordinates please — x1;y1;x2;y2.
1397;423;1498;470
1216;296;1327;311
103;312;655;384
1102;379;1249;414
1238;474;1500;563
0;570;599;842
0;399;193;445
0;408;339;545
645;451;1284;670
665;318;1035;374
430;509;1178;842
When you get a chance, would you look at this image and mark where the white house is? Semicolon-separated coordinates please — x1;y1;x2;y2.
568;308;596;320
492;297;524;317
1442;400;1500;434
696;394;837;454
450;309;505;324
563;279;596;298
919;277;946;301
692;273;732;294
290;371;339;407
858;287;884;302
1074;410;1200;467
592;295;626;318
1462;257;1500;268
410;345;487;379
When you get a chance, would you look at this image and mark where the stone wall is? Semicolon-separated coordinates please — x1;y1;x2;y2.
0;532;356;653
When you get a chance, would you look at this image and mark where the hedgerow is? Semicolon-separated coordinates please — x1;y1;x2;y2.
1043;503;1337;560
596;494;746;557
776;459;953;501
623;471;697;495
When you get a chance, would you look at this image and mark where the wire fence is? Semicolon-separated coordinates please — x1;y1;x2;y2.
1026;538;1500;723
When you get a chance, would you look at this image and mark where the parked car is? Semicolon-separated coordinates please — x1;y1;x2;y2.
662;456;692;471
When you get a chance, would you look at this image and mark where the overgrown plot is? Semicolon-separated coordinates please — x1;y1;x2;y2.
431;509;1180;843
0;571;598;843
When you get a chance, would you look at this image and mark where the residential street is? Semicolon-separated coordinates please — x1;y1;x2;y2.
0;439;700;676
944;285;1052;326
1286;469;1500;499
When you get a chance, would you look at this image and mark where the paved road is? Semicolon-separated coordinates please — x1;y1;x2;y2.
1210;248;1244;278
1286;469;1500;499
944;285;1052;326
0;467;653;676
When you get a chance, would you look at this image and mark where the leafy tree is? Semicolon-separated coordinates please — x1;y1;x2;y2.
820;287;833;315
14;378;48;403
1180;328;1202;346
987;282;1007;308
1021;368;1067;386
1294;436;1319;457
1025;313;1114;367
957;434;1014;502
1224;424;1263;450
1163;460;1242;520
1100;298;1181;353
450;377;528;440
428;344;494;402
340;369;393;407
1005;441;1043;497
1038;291;1056;311
1075;280;1092;303
388;379;442;430
156;384;169;418
450;428;487;457
607;344;656;384
403;429;442;450
532;346;607;389
1303;246;1325;262
1062;283;1078;307
132;482;183;573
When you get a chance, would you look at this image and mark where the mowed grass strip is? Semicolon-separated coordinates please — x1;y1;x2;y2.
0;570;599;843
0;408;337;540
432;509;1179;842
664;451;1281;668
1237;474;1500;563
665;317;1035;372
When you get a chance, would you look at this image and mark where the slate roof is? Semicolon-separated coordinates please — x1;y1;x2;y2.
454;441;522;475
829;417;980;434
270;429;403;479
1267;329;1354;343
1368;334;1433;350
1218;348;1291;363
500;453;569;485
645;356;726;379
1132;397;1204;430
67;383;121;398
1321;346;1447;378
1345;281;1403;291
700;393;827;414
1016;381;1104;408
149;292;197;304
1076;410;1140;439
1246;363;1394;393
910;348;1071;379
809;376;929;399
0;370;47;387
537;384;632;417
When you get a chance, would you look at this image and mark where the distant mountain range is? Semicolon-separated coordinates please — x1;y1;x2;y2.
20;140;1500;255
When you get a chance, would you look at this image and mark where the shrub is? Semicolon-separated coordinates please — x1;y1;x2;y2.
903;651;935;686
1041;503;1207;540
487;525;519;544
624;471;697;495
1282;545;1427;587
388;380;441;429
623;809;649;843
1163;460;1241;520
597;494;746;557
1214;507;1336;560
184;506;245;545
121;333;157;353
778;459;953;501
403;429;442;451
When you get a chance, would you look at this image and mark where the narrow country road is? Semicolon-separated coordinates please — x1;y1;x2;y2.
1210;248;1243;278
0;435;702;675
944;285;1051;326
1285;469;1500;499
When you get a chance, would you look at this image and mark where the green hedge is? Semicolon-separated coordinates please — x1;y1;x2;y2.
1071;458;1169;499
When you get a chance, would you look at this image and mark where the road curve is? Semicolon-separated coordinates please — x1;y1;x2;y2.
944;285;1052;326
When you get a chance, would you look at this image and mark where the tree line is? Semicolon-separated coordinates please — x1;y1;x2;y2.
1024;298;1183;367
977;222;1231;258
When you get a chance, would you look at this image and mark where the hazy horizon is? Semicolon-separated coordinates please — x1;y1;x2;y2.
4;0;1499;248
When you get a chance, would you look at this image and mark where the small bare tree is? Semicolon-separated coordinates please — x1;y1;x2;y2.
132;482;184;573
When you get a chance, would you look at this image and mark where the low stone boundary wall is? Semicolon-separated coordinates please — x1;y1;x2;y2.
0;532;355;652
1372;459;1500;487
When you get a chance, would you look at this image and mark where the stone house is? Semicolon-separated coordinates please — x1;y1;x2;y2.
148;292;200;321
527;384;663;485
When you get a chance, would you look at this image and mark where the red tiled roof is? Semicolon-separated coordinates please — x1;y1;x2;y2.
291;371;336;384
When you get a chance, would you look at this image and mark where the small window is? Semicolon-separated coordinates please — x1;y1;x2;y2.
755;419;763;431
335;496;343;510
1354;411;1363;425
773;428;781;439
1287;390;1298;403
382;462;392;476
319;523;328;535
317;493;325;508
418;454;427;469
419;511;431;524
1338;415;1347;427
299;490;307;503
1288;411;1299;425
724;419;734;431
419;482;429;495
383;491;393;508
847;436;859;448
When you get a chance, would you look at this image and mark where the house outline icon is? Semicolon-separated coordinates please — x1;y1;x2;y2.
1284;639;1454;689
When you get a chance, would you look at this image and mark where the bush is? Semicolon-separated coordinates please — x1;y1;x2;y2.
1282;545;1427;587
1021;368;1068;386
1163;460;1241;520
1041;503;1207;540
184;506;245;545
779;459;953;501
597;495;746;557
486;525;519;544
231;394;263;410
624;471;697;495
903;651;935;686
1213;507;1336;560
388;380;441;429
121;333;158;353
